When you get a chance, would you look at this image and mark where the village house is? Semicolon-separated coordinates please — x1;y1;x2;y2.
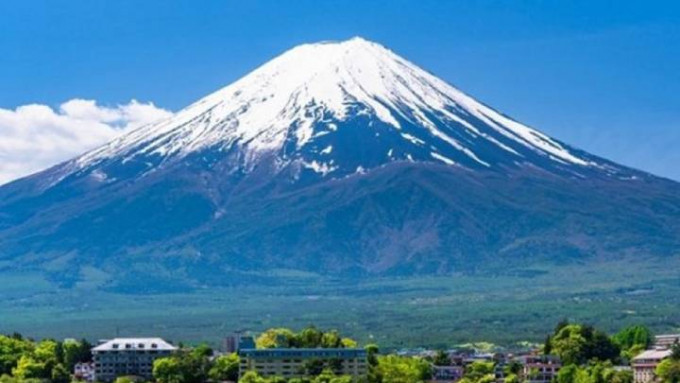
632;349;672;383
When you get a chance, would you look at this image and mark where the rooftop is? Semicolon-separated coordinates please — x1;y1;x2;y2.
92;337;177;352
632;349;672;361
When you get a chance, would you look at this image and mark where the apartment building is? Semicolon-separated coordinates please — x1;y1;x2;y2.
92;338;177;382
239;347;368;380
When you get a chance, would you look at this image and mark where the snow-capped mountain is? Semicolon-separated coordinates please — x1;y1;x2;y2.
0;38;678;288
49;37;623;189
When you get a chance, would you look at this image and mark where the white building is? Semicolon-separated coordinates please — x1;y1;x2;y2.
92;338;177;382
632;349;672;383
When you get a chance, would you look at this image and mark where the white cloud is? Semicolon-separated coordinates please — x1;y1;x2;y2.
0;99;172;185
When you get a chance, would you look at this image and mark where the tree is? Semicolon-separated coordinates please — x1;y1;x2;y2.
556;361;633;383
464;361;495;383
549;324;620;365
0;335;33;375
153;357;184;383
209;353;240;382
313;368;339;383
239;371;268;383
504;361;522;376
341;338;358;349
365;344;380;383
544;335;553;355
321;331;342;348
613;325;653;354
11;355;45;380
51;363;70;383
612;369;633;383
433;350;450;366
62;339;93;371
256;328;297;349
33;339;59;375
299;327;324;348
376;355;431;383
657;359;680;383
672;343;680;361
113;377;136;383
191;344;213;358
557;364;578;383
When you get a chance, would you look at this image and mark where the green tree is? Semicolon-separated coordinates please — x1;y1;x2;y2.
672;343;680;361
365;344;380;383
376;355;431;383
62;339;93;371
612;325;653;353
550;324;620;365
153;357;184;383
433;350;450;366
33;339;59;375
113;377;136;383
657;359;680;383
612;369;633;383
51;363;71;383
256;328;297;349
0;335;33;375
321;331;342;348
341;338;358;349
504;361;522;376
299;327;324;348
313;368;339;383
557;364;578;383
12;355;45;380
465;361;495;381
209;353;240;382
239;371;268;383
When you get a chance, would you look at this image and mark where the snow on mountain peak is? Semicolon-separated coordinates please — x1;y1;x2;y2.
74;37;597;178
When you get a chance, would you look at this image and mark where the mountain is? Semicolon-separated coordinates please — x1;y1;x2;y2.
1;37;679;291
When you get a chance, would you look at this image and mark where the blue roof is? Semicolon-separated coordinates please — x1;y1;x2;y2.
239;348;367;358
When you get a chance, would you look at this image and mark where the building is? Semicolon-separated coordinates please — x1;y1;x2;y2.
224;333;243;353
654;335;680;350
430;365;464;383
519;355;561;383
239;347;368;380
74;362;95;382
92;338;177;382
632;349;672;383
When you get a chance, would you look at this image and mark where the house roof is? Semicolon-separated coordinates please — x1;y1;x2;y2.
632;349;672;361
92;337;177;352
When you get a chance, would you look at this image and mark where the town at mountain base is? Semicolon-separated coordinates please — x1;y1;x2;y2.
1;322;679;383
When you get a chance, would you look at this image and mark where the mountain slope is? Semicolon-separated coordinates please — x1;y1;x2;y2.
0;37;678;290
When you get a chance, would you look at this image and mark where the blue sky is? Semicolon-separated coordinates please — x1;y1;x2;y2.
1;0;679;181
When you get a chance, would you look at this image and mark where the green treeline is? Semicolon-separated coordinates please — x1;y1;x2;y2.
0;334;91;383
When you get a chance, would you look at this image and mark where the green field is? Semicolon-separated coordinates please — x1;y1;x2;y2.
1;257;680;349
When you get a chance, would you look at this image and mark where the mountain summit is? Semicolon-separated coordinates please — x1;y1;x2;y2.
57;37;619;186
0;38;678;288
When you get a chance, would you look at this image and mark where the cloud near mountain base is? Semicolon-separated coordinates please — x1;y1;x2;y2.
0;99;172;185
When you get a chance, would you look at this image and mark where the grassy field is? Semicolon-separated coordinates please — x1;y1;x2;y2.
1;257;680;349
